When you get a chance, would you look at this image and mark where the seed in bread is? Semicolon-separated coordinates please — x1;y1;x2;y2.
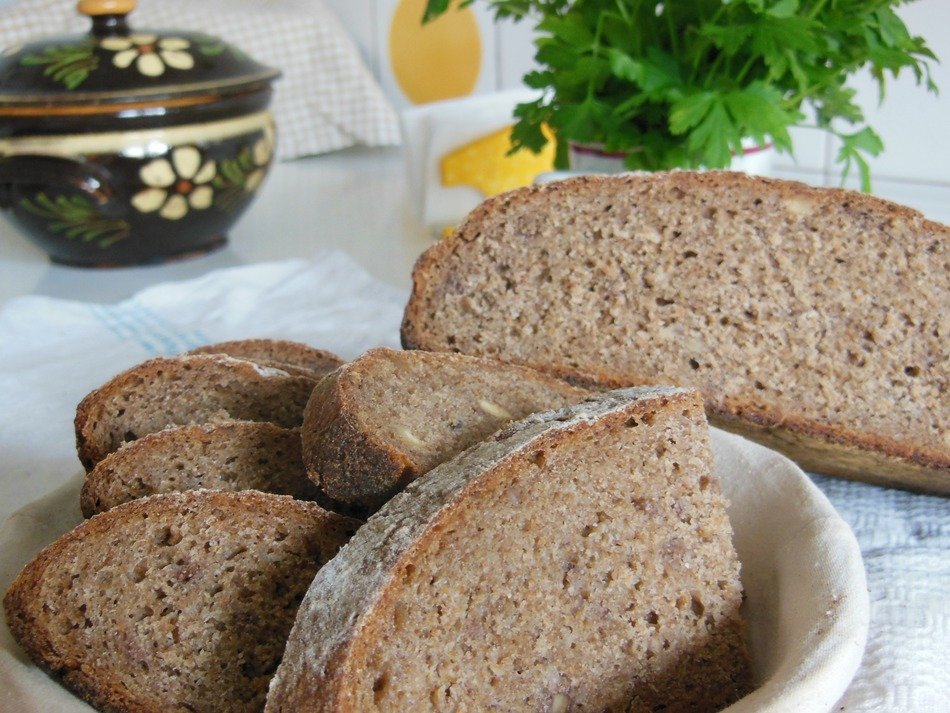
74;354;318;470
4;491;361;713
267;387;751;712
401;171;949;493
301;347;589;515
80;421;319;517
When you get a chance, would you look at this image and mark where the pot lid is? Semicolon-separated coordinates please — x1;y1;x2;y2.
0;0;280;113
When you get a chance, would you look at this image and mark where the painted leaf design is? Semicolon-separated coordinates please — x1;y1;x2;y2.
20;42;99;90
212;145;266;213
20;193;130;248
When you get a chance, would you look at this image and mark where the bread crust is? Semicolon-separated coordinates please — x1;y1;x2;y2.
710;411;948;494
267;387;748;712
301;365;417;517
4;491;360;713
74;354;318;470
401;171;949;493
300;348;589;516
186;339;344;378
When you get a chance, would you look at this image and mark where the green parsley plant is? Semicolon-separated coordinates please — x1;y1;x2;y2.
424;0;938;190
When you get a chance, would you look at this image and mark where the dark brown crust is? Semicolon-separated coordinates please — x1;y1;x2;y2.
564;373;948;492
186;339;344;378
74;354;318;470
300;348;589;517
710;411;949;495
3;490;360;713
401;171;949;493
301;365;417;518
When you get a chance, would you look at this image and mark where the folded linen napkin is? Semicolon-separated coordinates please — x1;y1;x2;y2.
0;252;945;712
0;0;401;159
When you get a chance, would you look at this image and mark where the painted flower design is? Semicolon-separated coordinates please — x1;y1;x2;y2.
244;130;275;192
132;147;216;220
100;34;194;77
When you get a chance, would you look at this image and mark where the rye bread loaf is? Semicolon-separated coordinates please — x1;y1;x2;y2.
4;491;361;713
302;347;589;515
80;421;318;517
186;339;343;378
401;171;949;494
75;354;318;470
267;387;751;712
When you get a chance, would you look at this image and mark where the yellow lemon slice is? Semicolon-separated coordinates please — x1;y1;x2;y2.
441;125;556;197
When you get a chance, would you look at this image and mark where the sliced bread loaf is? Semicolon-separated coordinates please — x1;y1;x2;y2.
80;421;318;517
75;354;318;470
401;172;949;493
186;339;344;378
301;347;589;515
4;491;361;713
267;387;751;712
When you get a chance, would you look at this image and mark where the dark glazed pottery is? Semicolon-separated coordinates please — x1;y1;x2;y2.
0;0;281;266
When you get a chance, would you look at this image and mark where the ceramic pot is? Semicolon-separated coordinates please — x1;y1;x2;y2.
0;0;280;267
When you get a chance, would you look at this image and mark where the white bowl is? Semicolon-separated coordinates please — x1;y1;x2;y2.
0;429;868;712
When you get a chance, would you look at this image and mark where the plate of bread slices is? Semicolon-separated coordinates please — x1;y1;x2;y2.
2;344;867;713
4;169;945;712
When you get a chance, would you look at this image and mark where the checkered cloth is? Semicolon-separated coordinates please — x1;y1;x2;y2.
0;0;401;160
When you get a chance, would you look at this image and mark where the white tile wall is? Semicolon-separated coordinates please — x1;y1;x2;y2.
493;14;536;90
827;0;950;188
373;0;500;110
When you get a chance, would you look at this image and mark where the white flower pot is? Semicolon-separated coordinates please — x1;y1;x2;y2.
566;139;774;176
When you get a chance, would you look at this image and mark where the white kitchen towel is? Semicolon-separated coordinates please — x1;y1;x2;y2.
0;252;945;711
806;475;950;710
0;0;401;159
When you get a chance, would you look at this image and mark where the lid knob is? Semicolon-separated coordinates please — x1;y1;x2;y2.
77;0;136;16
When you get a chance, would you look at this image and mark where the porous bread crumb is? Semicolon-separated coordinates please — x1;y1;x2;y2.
75;355;318;470
301;348;589;515
268;387;751;712
344;350;585;471
80;421;320;516
402;171;949;487
4;491;360;713
330;349;587;472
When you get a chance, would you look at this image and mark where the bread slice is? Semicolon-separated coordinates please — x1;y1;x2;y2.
267;387;751;712
301;347;589;515
186;339;344;378
4;491;361;713
75;354;318;470
401;172;949;493
80;421;319;517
